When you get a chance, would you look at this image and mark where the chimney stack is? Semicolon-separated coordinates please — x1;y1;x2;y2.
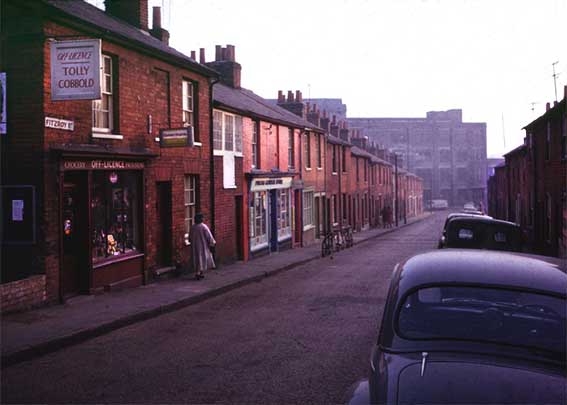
319;111;330;132
199;48;206;64
295;90;302;103
105;0;148;31
546;102;551;111
149;7;169;44
190;50;196;60
278;89;306;118
287;91;294;103
277;90;285;103
206;44;242;88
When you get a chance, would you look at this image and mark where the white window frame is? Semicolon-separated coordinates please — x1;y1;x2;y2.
304;133;311;169
252;121;259;169
182;80;194;130
277;189;292;241
92;54;119;138
184;175;197;233
213;109;243;157
288;128;294;169
303;190;314;230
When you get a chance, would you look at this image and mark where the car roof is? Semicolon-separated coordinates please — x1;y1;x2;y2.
397;250;566;298
446;212;492;220
448;216;519;228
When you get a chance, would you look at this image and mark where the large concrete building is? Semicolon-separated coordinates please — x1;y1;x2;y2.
348;109;487;207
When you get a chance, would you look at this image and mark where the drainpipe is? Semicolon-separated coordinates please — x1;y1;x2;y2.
209;76;220;237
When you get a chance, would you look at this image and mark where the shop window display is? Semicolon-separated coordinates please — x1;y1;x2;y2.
91;171;141;263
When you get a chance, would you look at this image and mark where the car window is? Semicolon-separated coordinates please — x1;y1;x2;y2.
397;286;566;354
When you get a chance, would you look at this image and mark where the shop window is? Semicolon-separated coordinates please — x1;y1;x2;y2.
91;171;142;263
184;175;198;233
277;189;291;240
92;55;115;134
303;191;314;228
250;191;268;250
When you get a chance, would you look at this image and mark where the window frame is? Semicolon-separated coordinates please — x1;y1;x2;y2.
92;54;116;136
213;109;243;156
303;190;314;229
304;132;311;169
182;80;195;137
317;133;322;168
288;128;295;170
252;120;260;169
184;175;198;233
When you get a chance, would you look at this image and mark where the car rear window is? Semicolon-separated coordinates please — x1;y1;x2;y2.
397;286;566;354
447;222;522;251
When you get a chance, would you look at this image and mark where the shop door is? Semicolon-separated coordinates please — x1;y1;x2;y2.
61;172;89;297
269;190;278;252
156;182;172;266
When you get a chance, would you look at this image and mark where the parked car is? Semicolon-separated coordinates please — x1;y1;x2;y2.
437;212;492;248
348;250;566;404
438;216;522;252
431;199;449;210
463;201;477;210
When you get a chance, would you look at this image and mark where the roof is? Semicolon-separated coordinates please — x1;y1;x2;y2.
523;98;566;130
503;143;527;157
214;84;323;131
44;0;217;77
448;216;519;228
399;250;567;298
327;134;351;146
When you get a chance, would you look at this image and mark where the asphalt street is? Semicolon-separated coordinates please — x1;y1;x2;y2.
2;212;446;404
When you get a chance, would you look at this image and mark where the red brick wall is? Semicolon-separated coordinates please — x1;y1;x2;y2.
0;275;47;313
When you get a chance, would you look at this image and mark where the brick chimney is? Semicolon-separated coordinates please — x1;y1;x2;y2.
306;103;320;127
205;44;241;88
278;89;305;118
330;116;340;137
339;122;349;142
319;111;330;132
105;0;148;31
150;7;169;44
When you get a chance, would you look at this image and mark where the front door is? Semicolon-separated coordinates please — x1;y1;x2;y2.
156;182;172;266
269;189;278;252
61;171;89;297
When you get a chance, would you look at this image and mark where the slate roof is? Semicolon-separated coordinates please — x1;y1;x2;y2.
214;84;323;131
327;134;351;146
44;0;217;77
350;145;392;166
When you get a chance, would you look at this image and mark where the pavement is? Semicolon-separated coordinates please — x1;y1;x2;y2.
1;213;431;368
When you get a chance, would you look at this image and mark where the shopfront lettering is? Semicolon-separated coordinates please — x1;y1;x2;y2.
62;160;144;170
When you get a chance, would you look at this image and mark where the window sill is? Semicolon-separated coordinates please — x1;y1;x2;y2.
332;172;338;176
250;241;269;252
317;167;323;171
92;132;123;140
305;167;312;171
93;252;144;269
223;185;237;189
194;141;202;147
303;224;315;231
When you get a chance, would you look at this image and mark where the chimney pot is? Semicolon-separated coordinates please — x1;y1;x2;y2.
152;6;161;29
190;50;196;60
287;91;294;103
295;90;302;103
546;102;551;111
215;45;222;61
199;48;206;64
227;45;235;62
278;90;284;103
332;115;336;124
564;85;567;99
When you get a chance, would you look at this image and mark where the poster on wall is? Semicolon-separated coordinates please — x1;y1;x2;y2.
0;72;6;134
50;39;101;101
1;186;36;245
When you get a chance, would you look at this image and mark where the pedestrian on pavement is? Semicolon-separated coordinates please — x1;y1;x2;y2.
387;206;394;228
189;213;216;280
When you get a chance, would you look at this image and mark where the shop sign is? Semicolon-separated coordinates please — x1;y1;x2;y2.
45;117;74;131
50;39;101;101
0;72;6;134
250;177;292;191
160;127;193;147
62;159;145;171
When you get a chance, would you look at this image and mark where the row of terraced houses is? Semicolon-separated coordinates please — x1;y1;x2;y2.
0;0;423;312
487;87;566;258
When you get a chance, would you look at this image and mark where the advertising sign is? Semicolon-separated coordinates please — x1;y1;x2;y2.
160;127;193;147
0;72;6;134
50;39;101;101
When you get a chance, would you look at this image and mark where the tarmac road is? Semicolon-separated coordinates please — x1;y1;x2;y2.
2;212;446;404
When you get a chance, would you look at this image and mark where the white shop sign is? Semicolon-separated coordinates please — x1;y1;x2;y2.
50;39;101;101
45;117;74;131
250;177;293;192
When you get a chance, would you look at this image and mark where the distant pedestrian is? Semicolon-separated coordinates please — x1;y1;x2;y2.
381;206;388;228
189;213;216;280
387;206;394;228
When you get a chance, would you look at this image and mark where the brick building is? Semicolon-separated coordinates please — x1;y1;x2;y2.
1;0;217;311
348;110;487;207
488;86;566;258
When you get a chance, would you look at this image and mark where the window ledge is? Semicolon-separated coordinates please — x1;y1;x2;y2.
224;185;237;189
214;150;224;156
332;172;338;176
92;132;123;140
317;167;323;171
194;141;202;147
303;224;315;231
305;167;312;171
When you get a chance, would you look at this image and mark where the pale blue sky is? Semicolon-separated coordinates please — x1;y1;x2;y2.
90;0;567;158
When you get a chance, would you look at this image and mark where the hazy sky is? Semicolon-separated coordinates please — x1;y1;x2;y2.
92;0;567;158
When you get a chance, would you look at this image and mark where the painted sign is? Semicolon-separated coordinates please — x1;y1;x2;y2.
0;72;5;134
50;39;101;101
250;177;293;191
61;160;145;171
160;127;193;147
45;117;75;131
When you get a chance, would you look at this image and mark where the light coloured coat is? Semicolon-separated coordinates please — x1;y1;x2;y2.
189;223;216;272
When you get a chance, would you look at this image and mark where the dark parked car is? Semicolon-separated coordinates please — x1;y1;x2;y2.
437;212;492;248
350;250;566;404
438;216;522;252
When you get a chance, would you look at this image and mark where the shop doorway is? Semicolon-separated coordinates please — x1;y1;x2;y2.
156;182;172;266
269;190;278;252
61;171;89;298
